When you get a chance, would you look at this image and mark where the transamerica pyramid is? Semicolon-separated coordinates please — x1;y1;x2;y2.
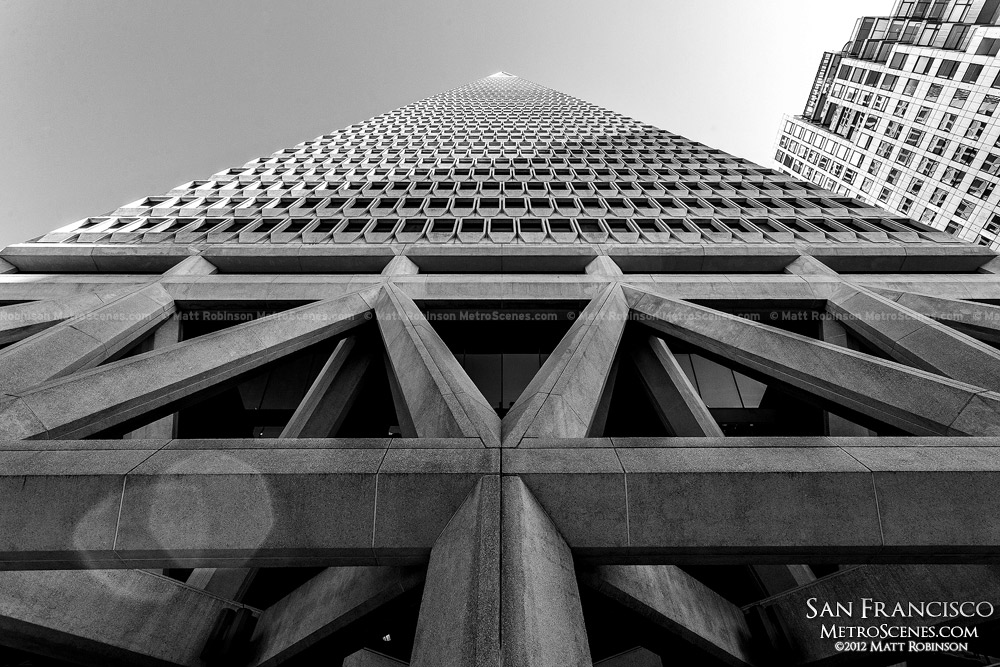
0;74;998;665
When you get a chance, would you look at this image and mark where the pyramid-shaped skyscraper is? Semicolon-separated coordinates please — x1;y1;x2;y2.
0;74;999;665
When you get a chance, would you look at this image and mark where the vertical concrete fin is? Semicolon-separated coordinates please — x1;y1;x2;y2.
411;476;501;667
501;476;593;667
281;336;374;438
628;334;724;437
828;284;1000;392
0;283;176;396
375;284;501;447
501;284;628;446
580;565;756;666
622;284;1000;436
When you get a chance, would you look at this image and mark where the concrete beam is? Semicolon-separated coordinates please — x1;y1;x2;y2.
784;255;839;276
0;291;138;347
0;569;250;666
580;565;755;666
280;336;373;438
376;284;500;447
0;258;15;274
410;476;500;667
380;256;420;276
503;284;628;446
828;284;1000;392
0;284;175;396
867;286;1000;346
249;566;424;667
0;287;380;440
623;284;1000;436
0;443;999;567
754;565;1000;665
628;335;723;437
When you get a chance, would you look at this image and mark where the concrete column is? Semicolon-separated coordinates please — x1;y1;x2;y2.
502;284;628;446
280;336;373;438
375;284;500;447
628;334;723;437
410;476;501;666
0;292;134;346
585;256;624;277
186;568;256;601
502;476;593;666
0;569;249;666
249;567;424;667
579;565;754;666
125;315;182;439
0;287;380;439
381;256;420;276
622;284;1000;436
0;284;175;396
163;256;218;276
816;317;873;437
784;255;838;276
828;284;1000;393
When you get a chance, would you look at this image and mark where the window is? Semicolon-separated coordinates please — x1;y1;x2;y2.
904;128;925;147
943;24;971;50
969;177;996;200
919;208;937;224
907;177;924;194
876;140;895;158
983;153;1000;176
966;120;987;141
837;64;852;80
881;74;899;91
938;113;957;132
952;145;978;166
929;188;948;206
925;83;943;102
900;197;914;215
948;0;971;22
896;148;915;167
893;100;910;117
914;56;934;75
978;38;1000;56
962;64;984;84
831;83;844;98
864;115;880;131
865;70;882;87
903;78;919;95
873;95;888;111
993;71;1000;89
929;136;949;155
946;221;962;235
885;121;903;139
915;106;932;124
942;166;967;187
887;168;902;185
889;52;909;70
955;199;975;221
861;177;874;193
878;187;892;203
850;68;866;84
917;156;939;177
857;133;873;150
843;169;857;185
978;96;1000;117
868;159;883;175
949;89;970;109
936;59;960;79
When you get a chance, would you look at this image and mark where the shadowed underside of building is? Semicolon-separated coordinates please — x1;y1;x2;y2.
1;74;1000;666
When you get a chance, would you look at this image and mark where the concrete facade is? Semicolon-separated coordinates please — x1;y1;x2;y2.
0;73;999;665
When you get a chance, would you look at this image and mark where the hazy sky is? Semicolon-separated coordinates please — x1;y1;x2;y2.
0;0;892;249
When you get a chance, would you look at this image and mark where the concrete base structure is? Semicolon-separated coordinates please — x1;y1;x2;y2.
0;74;999;665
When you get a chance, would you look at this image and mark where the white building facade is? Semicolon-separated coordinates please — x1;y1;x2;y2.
775;0;1000;248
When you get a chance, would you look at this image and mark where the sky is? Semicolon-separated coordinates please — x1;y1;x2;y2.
0;0;892;249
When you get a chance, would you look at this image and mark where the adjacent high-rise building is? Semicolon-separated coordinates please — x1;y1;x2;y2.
775;0;1000;249
1;73;1000;666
